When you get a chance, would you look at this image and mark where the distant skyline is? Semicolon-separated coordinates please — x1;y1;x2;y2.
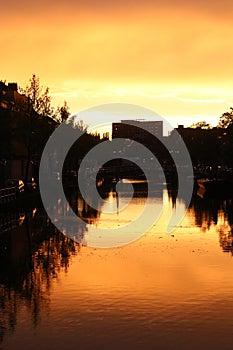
2;0;233;127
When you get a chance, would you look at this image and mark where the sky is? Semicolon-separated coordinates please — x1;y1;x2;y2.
1;0;233;129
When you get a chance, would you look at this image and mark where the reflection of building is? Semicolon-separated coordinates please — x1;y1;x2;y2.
112;120;163;141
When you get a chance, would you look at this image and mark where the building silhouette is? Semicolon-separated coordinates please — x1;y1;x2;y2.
0;82;28;111
112;119;163;141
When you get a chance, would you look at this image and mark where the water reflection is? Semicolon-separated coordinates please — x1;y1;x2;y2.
0;207;79;344
188;194;233;255
1;184;233;348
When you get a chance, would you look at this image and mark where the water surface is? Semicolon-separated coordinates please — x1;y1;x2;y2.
1;185;233;349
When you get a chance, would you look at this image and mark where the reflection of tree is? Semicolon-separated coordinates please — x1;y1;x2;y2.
218;226;233;255
66;188;103;227
0;185;106;344
190;193;233;255
218;199;233;255
0;208;79;344
191;196;219;231
225;198;233;227
167;182;178;208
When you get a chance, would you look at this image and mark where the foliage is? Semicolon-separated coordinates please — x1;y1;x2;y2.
39;87;54;118
21;74;54;118
218;107;233;128
55;100;70;123
25;74;42;112
72;118;87;133
189;121;212;129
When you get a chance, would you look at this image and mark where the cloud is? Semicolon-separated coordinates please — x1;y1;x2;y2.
2;0;233;19
2;0;233;126
2;0;233;88
177;97;224;104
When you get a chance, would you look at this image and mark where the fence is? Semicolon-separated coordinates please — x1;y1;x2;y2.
0;186;17;205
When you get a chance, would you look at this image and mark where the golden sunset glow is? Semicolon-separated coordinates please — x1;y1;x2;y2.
2;0;233;126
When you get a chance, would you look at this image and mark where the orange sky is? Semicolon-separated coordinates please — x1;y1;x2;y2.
2;0;233;127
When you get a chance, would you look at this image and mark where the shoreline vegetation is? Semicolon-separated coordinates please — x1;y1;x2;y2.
1;75;233;205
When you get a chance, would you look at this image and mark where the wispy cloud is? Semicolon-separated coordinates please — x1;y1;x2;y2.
177;97;225;104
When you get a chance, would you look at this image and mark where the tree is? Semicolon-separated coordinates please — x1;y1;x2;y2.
39;87;54;118
56;100;70;123
218;107;233;128
72;118;87;132
22;74;54;118
25;74;42;113
17;75;57;184
190;121;212;129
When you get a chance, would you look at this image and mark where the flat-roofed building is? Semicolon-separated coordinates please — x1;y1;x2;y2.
112;120;163;141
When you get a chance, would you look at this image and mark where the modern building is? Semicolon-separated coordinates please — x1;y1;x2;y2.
111;119;170;166
112;119;163;141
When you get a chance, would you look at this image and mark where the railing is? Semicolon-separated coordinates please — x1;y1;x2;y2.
0;212;22;233
0;186;17;205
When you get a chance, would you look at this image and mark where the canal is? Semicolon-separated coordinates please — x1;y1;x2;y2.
1;182;233;349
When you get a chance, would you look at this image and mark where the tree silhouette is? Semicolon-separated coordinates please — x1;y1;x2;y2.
218;107;233;128
14;75;58;183
190;121;213;129
23;75;53;118
55;100;70;123
38;87;54;118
